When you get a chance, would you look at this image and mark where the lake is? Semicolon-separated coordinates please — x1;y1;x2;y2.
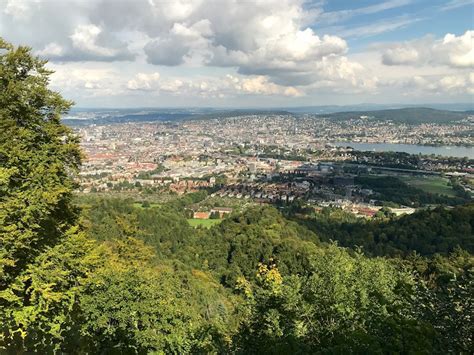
333;142;474;159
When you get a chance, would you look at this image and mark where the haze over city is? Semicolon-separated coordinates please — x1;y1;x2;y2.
1;0;473;107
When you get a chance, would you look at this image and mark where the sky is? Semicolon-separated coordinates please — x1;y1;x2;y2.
0;0;472;108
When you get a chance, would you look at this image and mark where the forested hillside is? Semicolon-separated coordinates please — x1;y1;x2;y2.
1;39;472;354
77;196;473;353
294;204;474;256
321;107;470;124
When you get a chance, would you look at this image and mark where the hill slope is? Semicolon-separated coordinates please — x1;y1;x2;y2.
320;107;470;124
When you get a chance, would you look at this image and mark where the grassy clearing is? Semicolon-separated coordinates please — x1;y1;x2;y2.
401;176;456;197
132;202;162;209
187;218;222;228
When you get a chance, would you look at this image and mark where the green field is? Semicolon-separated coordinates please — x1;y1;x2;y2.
401;176;457;197
132;202;162;209
187;218;222;228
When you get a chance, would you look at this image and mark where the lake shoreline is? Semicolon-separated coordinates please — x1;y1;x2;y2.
332;142;474;159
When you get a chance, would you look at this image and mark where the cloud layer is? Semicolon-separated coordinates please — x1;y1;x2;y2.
1;0;472;105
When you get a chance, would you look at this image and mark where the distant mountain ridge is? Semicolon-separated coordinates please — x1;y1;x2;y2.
280;102;474;113
62;109;293;125
318;107;472;124
63;106;472;126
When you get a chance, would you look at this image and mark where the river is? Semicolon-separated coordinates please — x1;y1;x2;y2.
333;142;474;159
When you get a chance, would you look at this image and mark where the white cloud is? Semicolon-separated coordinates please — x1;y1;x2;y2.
125;72;303;98
158;79;185;93
70;25;113;57
34;24;135;62
382;30;474;68
3;0;39;21
232;76;304;97
382;45;423;65
441;32;474;67
144;20;213;66
438;75;466;90
48;64;124;99
136;0;357;88
127;72;161;91
1;0;366;89
37;42;65;57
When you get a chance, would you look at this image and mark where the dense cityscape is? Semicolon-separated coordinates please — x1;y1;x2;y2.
74;113;473;218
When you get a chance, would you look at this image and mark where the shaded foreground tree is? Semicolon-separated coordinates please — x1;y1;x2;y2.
406;250;474;353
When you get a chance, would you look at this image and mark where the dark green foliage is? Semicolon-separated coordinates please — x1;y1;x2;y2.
80;199;320;287
296;204;474;257
210;211;220;219
164;190;208;212
198;207;320;287
405;250;474;353
80;197;199;260
76;238;235;354
1;230;97;352
355;176;467;206
0;39;232;353
136;164;167;179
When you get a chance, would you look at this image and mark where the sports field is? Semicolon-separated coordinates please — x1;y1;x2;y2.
187;218;222;228
401;176;456;197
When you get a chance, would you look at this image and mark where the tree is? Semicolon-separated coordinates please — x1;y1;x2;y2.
408;249;474;353
375;206;395;219
78;237;234;353
210;211;220;219
234;245;436;353
0;38;83;351
0;38;81;281
1;230;100;352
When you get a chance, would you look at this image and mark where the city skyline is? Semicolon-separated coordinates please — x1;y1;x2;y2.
1;0;472;107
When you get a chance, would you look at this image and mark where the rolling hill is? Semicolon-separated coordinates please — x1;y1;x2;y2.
319;107;471;124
